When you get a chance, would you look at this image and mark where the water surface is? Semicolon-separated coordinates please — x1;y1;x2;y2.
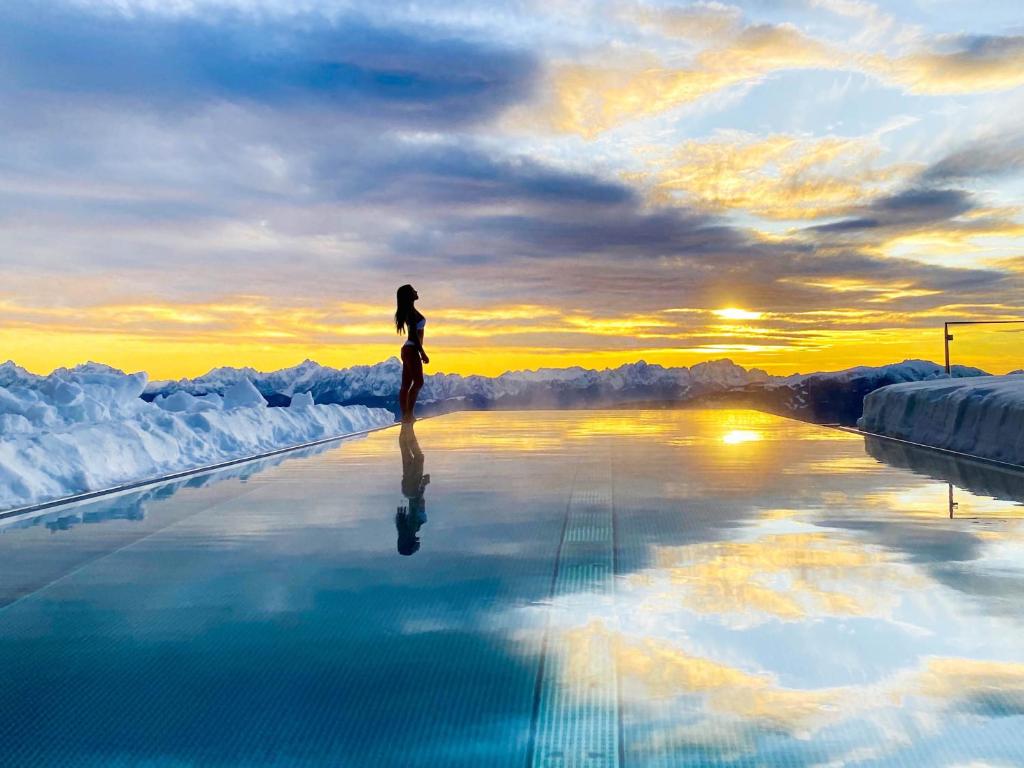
2;410;1023;766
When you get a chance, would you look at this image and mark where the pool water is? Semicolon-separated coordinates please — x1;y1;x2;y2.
2;410;1024;767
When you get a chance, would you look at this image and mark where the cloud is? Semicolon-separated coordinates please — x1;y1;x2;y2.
922;130;1024;182
638;131;917;220
799;186;1024;268
542;23;838;137
627;1;744;41
807;188;974;235
807;0;899;45
533;14;1024;138
312;142;636;210
874;35;1024;95
0;1;537;128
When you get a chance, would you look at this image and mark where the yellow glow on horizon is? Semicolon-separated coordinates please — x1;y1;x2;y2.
5;324;1021;378
713;308;763;321
3;293;1022;378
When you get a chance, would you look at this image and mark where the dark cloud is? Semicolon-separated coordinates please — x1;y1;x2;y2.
366;181;1008;316
936;33;1024;61
0;2;536;128
806;188;974;236
314;145;635;208
440;208;751;258
922;131;1024;182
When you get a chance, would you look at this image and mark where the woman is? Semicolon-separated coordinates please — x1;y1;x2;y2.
395;284;429;423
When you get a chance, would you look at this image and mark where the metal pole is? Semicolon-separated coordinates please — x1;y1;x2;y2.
941;319;1023;375
944;322;951;376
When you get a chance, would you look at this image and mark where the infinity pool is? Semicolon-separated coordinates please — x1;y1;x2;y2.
2;410;1024;767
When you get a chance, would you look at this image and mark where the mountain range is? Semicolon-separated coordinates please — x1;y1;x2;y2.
140;357;991;426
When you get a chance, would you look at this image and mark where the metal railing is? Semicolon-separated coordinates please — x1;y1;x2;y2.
943;319;1024;375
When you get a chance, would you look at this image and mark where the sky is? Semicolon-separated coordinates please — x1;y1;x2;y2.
1;0;1023;378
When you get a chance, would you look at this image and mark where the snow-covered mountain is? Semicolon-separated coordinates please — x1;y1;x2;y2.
144;358;774;413
142;356;992;424
1;354;1002;440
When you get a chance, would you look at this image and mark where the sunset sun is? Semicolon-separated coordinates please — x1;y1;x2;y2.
713;308;764;321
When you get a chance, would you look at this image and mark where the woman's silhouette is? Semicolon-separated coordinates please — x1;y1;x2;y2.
396;422;429;556
395;284;429;423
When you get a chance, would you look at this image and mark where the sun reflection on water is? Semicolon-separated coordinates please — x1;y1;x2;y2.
721;429;762;445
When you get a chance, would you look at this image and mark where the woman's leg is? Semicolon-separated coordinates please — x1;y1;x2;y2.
407;379;423;419
405;361;424;421
399;350;414;420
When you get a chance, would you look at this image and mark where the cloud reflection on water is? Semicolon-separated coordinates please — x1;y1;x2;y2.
497;410;1024;764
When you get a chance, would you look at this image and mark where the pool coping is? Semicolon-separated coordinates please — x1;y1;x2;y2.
0;421;402;523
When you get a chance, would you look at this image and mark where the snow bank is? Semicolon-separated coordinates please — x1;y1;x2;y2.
858;374;1024;466
0;363;395;511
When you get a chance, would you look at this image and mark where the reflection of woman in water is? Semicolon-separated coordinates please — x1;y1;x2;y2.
395;284;429;423
396;422;430;556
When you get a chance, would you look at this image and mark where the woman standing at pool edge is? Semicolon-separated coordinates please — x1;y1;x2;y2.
396;284;429;423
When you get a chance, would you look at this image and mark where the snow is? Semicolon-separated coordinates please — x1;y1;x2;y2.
0;363;395;511
289;392;315;410
155;390;221;413
858;374;1024;466
222;378;268;410
0;360;39;389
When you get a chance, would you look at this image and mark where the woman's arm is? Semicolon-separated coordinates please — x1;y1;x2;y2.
415;331;429;364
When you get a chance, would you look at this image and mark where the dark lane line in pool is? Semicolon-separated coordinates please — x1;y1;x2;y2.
529;450;620;768
526;463;578;768
612;446;625;768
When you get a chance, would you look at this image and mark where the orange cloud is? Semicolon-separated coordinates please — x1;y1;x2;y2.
869;35;1024;94
535;14;1024;137
640;132;916;220
545;24;838;137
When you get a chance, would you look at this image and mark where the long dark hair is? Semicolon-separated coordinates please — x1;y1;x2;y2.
395;284;417;334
